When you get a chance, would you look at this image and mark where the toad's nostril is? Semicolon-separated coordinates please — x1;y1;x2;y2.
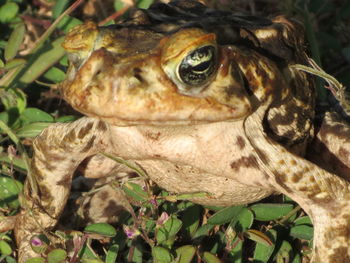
133;67;144;83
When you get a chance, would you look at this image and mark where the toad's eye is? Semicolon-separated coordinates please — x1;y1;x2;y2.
177;45;217;87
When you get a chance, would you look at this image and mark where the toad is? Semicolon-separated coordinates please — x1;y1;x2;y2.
9;1;350;262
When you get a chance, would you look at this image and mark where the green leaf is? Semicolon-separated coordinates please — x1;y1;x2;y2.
43;66;66;83
0;154;27;171
250;203;294;221
24;257;45;263
79;243;100;261
20;108;54;123
4;256;16;263
152;246;173;263
294;216;312;225
0;240;12;256
276;240;292;262
81;259;103;263
202;252;221;263
122;182;148;202
4;58;26;70
175;245;196;263
0;175;23;209
156;216;182;245
47;249;67;263
207;205;244;225
105;244;119;263
56;16;82;33
52;0;70;19
228;237;243;263
114;0;126;11
292;253;302;263
16;122;51;138
84;223;116;237
136;0;154;9
0;2;19;23
1;88;27;113
56;115;77;123
253;229;277;263
192;224;215;240
235;208;254;231
19;37;65;85
244;229;273;246
181;205;202;238
290;224;313;240
128;243;143;263
5;23;25;61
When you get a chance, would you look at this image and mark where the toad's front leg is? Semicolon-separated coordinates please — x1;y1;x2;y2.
15;117;111;262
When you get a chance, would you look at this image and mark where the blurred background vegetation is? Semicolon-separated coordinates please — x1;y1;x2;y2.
0;0;349;262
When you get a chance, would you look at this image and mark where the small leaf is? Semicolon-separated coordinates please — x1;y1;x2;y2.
43;67;66;83
128;243;143;263
1;89;27;114
4;256;16;263
250;203;294;221
156;216;182;245
175;245;196;263
4;58;26;70
56;16;82;33
208;205;244;225
294;216;312;225
137;0;154;9
192;224;215;240
228;237;243;263
56;115;77;123
84;223;116;237
24;257;45;263
79;242;100;261
202;252;221;263
19;37;65;85
181;205;202;238
81;259;103;263
47;249;67;263
122;182;148;202
20;108;54;123
152;246;173;263
0;2;19;23
105;244;119;263
235;208;254;231
290;224;313;240
0;240;12;255
0;175;23;209
253;229;277;262
244;229;273;246
292;253;302;263
16;122;52;138
276;240;292;261
5;23;25;61
52;0;70;19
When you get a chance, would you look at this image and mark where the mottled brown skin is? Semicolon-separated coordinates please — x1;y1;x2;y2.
5;1;350;262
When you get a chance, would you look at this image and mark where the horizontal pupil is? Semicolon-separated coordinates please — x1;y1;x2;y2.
178;45;216;86
192;60;211;72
